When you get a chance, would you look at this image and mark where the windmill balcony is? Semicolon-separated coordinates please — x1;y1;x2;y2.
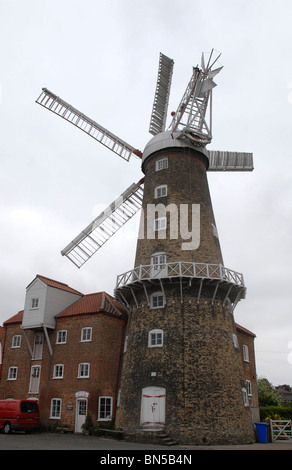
115;261;246;310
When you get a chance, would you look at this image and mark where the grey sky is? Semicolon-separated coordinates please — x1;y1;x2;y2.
1;0;292;386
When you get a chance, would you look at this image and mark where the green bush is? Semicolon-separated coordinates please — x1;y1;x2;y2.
260;406;292;421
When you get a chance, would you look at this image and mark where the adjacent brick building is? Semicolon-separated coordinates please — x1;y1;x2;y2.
0;275;127;432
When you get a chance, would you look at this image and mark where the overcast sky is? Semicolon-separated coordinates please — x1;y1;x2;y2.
1;0;292;386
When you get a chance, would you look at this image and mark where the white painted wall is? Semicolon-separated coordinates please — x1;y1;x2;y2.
22;277;82;329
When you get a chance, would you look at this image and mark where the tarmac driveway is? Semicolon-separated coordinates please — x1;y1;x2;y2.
0;431;292;451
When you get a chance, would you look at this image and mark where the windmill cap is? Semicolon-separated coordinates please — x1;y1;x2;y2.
142;131;207;166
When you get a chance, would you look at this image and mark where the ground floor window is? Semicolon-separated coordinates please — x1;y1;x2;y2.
98;396;112;421
50;398;62;418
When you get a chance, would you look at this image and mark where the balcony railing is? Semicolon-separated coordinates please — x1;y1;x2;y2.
116;261;244;289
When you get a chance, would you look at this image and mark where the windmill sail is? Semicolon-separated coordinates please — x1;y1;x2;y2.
207;151;254;171
149;53;174;136
61;179;144;268
36;88;141;161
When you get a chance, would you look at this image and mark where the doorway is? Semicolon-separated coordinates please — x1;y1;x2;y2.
140;386;166;429
75;398;88;433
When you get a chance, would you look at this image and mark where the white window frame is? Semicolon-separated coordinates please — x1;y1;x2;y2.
53;364;64;379
232;333;239;349
150;292;165;309
246;380;252;396
148;329;163;348
154;216;167;232
98;396;113;421
242;387;249;407
155;157;168;171
56;330;67;344
12;335;21;348
243;344;249;362
50;398;62;419
78;362;90;378
123;335;128;353
212;223;219;239
81;327;92;342
151;252;166;269
8;366;18;380
155;185;167;198
31;298;39;309
32;333;44;360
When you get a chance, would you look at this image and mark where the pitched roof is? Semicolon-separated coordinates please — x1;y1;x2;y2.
57;292;127;319
235;323;256;338
27;275;83;296
4;310;24;325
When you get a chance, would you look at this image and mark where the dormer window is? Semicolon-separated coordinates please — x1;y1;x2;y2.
154;217;167;232
31;298;39;309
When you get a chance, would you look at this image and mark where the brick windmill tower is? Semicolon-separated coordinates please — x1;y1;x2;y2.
36;50;255;444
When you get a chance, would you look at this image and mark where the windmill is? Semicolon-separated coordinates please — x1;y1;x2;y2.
36;50;253;270
36;50;256;444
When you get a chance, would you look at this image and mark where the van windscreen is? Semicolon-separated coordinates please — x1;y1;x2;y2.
20;401;39;413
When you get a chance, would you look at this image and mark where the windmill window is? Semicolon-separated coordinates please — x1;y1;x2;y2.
212;223;219;238
155;185;167;198
155;157;168;171
151;253;166;269
154;217;167;231
150;292;165;309
246;380;252;396
242;387;249;407
148;329;163;348
232;333;239;350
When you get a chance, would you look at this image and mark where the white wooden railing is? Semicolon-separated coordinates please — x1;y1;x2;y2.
116;261;244;289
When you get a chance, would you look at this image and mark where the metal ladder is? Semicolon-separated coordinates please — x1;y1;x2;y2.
61;179;144;268
36;88;141;161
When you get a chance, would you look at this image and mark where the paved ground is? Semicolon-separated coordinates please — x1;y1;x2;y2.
0;432;292;451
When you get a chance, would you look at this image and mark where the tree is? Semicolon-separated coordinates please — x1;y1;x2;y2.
257;377;282;406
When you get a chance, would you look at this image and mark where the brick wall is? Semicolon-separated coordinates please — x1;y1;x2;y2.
134;147;223;267
116;283;256;444
0;311;126;430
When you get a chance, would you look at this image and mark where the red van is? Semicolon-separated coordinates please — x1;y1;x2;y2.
0;400;40;434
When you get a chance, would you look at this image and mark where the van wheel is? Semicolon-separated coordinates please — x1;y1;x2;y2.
3;422;12;434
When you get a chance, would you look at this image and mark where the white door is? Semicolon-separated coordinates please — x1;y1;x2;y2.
33;333;44;359
140;387;166;429
75;399;87;433
29;365;41;393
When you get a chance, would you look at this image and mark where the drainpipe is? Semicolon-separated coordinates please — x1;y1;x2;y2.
113;319;126;418
0;325;7;380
